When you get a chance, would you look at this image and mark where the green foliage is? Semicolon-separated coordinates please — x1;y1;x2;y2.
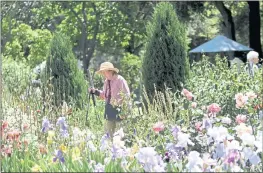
2;53;262;172
142;2;189;99
2;58;32;96
3;23;52;68
186;55;262;119
120;53;142;93
44;32;88;108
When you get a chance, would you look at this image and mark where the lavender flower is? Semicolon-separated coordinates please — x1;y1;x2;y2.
87;141;97;152
133;128;137;135
213;142;226;159
111;145;120;160
41;118;51;133
165;143;184;161
224;149;240;165
207;126;228;143
242;147;261;165
100;134;110;151
258;110;262;120
135;147;166;172
171;126;180;139
94;163;105;172
53;150;65;163
111;145;128;160
186;151;203;171
202;118;212;130
56;117;68;130
56;117;69;138
176;132;194;148
60;129;69;138
255;131;262;153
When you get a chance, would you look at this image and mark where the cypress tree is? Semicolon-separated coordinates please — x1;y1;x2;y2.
44;32;87;108
142;2;189;99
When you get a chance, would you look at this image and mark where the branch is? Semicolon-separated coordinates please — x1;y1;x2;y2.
69;3;83;24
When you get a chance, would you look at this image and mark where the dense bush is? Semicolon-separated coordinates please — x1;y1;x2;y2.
44;32;88;108
120;52;142;96
2;58;32;96
185;55;262;119
142;2;189;99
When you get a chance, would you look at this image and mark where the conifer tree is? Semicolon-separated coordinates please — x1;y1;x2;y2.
142;2;189;99
45;32;87;108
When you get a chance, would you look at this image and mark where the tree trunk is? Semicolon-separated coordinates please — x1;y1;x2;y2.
84;2;99;74
81;2;88;75
69;2;99;75
247;1;263;60
214;2;236;41
214;2;236;59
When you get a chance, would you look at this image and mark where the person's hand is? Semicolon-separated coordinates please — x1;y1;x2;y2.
88;88;95;94
119;115;127;120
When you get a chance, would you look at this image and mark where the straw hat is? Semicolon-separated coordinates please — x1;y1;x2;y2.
96;62;119;74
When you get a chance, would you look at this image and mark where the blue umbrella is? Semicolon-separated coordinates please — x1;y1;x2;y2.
189;35;253;53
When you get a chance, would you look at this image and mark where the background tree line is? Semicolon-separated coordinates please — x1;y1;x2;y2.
1;1;262;98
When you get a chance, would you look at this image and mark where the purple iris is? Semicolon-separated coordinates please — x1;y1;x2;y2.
171;126;180;138
111;145;127;160
56;117;69;138
134;128;137;135
53;150;65;163
111;145;119;160
56;117;68;130
243;147;261;165
213;142;226;159
202;118;212;129
41;118;51;133
94;163;105;172
100;134;110;151
165;143;184;161
226;150;239;164
164;152;170;162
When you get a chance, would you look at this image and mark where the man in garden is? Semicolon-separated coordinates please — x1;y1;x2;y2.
89;62;131;139
245;50;260;77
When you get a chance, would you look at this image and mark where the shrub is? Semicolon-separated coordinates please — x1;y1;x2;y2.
185;55;262;119
120;52;142;97
2;58;31;97
44;32;88;108
142;2;189;100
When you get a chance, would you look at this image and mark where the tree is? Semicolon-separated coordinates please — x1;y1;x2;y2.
3;23;52;68
142;2;189;99
214;1;236;41
247;1;263;60
117;1;155;56
45;32;87;108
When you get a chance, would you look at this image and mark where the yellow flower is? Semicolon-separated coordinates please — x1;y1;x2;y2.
129;143;139;159
47;131;55;145
48;131;55;138
214;166;222;172
59;144;67;153
131;143;139;154
79;141;85;150
47;137;53;145
31;164;42;172
72;146;81;161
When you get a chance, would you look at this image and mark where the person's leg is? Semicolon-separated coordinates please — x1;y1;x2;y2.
104;120;116;139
